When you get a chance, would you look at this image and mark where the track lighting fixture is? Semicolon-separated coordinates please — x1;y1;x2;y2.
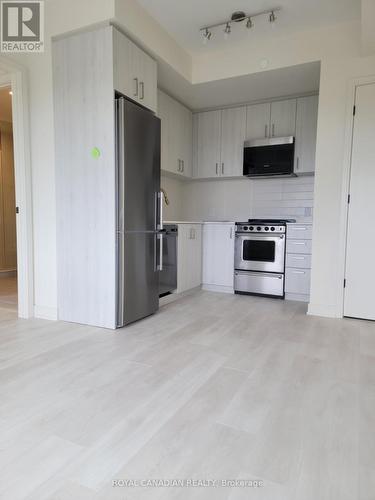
224;22;231;39
202;27;212;44
200;8;279;43
246;17;253;29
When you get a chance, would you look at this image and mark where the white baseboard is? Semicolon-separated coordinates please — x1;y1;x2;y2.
202;284;234;294
34;305;58;321
307;302;342;318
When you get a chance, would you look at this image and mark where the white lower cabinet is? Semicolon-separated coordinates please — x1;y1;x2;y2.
202;223;235;293
176;224;202;294
285;223;312;302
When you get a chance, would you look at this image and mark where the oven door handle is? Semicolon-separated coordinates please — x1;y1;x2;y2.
235;271;283;279
236;234;284;240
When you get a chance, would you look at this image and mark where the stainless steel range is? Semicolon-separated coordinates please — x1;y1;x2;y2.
234;219;295;298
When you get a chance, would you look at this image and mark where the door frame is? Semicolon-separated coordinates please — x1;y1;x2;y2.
340;74;375;318
0;56;34;318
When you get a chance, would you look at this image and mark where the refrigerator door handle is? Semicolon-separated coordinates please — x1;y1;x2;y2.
157;233;163;271
157;191;164;231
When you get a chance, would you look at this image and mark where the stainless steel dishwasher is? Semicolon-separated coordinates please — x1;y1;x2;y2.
159;224;178;297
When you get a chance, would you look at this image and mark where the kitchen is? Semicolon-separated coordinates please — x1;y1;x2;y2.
53;24;318;328
160;88;317;305
3;1;375;498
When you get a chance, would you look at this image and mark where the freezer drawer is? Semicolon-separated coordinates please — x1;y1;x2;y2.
234;271;284;297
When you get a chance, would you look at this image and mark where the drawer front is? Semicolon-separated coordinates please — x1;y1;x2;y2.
286;253;312;269
234;271;284;297
287;225;312;240
285;268;311;295
286;239;312;255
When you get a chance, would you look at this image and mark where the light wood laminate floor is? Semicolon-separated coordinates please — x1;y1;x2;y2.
0;290;374;500
0;274;17;312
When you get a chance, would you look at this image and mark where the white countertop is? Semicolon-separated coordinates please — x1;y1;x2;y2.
164;221;204;225
164;220;235;225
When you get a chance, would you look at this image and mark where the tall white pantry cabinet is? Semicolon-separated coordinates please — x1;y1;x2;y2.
53;25;157;329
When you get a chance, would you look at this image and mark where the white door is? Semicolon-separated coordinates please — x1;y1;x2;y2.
182;106;193;177
202;224;235;290
136;44;157;113
344;82;375;320
294;95;319;175
194;110;222;178
168;97;183;174
157;90;171;174
270;99;296;137
220;106;246;177
246;102;271;140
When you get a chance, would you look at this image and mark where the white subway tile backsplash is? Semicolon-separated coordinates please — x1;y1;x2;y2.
250;177;314;223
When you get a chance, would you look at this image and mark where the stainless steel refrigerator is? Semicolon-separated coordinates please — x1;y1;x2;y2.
115;96;163;327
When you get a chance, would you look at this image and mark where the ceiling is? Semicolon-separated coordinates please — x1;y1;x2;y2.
0;87;12;123
158;61;320;110
138;0;361;54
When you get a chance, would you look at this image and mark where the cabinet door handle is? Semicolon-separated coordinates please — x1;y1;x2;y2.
296;157;299;170
139;81;145;100
272;123;275;137
292;270;306;275
133;78;139;97
265;124;268;138
182;160;184;173
222;163;224;175
177;159;181;172
216;163;218;175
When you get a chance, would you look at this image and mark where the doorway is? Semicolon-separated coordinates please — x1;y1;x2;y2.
344;81;375;320
0;86;17;311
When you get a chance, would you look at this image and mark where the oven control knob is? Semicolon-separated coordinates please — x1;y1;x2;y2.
265;227;269;231
257;226;261;231
243;226;248;230
270;227;275;231
249;226;254;231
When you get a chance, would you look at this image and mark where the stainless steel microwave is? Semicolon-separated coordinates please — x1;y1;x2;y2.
243;136;296;178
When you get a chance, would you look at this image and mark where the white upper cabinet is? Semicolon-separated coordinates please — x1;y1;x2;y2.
113;28;157;113
192;96;316;180
157;90;170;173
194;110;222;178
193;107;246;179
269;99;297;137
220;107;246;177
245;99;296;140
158;90;193;178
182;105;193;177
246;102;271;140
294;95;319;175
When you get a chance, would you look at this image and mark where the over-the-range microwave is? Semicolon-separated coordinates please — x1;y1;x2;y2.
243;136;296;178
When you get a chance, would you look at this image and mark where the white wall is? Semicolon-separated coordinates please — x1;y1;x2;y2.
161;175;184;221
182;178;251;223
6;0;116;319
